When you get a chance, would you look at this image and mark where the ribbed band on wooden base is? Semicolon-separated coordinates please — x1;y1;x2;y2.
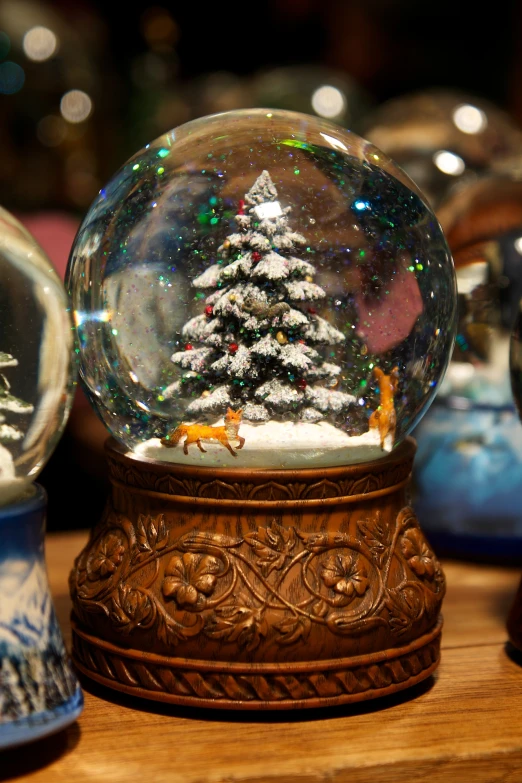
70;436;445;710
72;617;442;710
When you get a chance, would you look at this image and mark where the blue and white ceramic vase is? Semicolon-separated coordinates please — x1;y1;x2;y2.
0;208;81;746
0;485;82;749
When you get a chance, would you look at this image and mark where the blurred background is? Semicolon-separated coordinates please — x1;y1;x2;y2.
3;0;522;542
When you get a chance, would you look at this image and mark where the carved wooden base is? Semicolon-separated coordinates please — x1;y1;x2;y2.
70;436;446;710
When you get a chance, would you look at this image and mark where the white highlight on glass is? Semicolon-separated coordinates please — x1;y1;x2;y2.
452;104;488;134
255;201;282;219
456;261;488;295
433;150;465;176
74;310;110;327
320;132;348;152
60;90;93;123
514;236;522;254
311;85;345;118
23;26;58;62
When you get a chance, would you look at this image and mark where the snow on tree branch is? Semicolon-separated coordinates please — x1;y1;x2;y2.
0;352;18;369
255;379;304;408
171;347;214;372
251;252;291;281
193;264;221;289
186;384;231;415
303;316;345;344
284;280;325;301
305;386;357;412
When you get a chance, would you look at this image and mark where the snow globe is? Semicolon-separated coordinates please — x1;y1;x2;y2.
412;174;522;558
363;89;522;209
67;109;456;709
0;208;82;748
507;297;522;649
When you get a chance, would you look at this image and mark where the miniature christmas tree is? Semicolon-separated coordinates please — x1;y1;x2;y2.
166;170;356;424
0;352;34;444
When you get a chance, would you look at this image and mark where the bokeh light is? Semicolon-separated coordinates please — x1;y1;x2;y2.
432;150;465;176
37;115;67;147
0;61;25;94
141;6;179;50
60;89;93;123
23;26;58;62
452;103;488;134
311;85;346;119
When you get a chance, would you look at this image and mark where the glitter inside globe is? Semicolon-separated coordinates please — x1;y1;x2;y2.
66;109;456;469
0;207;75;503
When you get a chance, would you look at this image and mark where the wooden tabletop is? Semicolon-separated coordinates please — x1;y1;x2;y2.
3;530;522;783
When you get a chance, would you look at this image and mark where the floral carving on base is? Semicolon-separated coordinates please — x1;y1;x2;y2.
71;506;444;659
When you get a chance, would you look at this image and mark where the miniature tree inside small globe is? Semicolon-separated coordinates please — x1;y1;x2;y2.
0;207;75;503
67;109;457;469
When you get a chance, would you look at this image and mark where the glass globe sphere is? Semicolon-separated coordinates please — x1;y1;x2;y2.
362;89;522;209
436;174;522;404
66;109;456;469
511;301;522;421
0;207;75;503
413;173;522;546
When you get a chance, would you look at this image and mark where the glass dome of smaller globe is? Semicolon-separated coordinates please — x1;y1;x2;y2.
66;109;457;469
510;300;522;420
435;174;522;405
362;89;522;210
410;173;522;547
0;207;75;504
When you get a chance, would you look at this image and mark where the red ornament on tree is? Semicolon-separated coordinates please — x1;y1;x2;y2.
185;343;193;351
228;342;239;354
296;378;307;390
205;305;213;317
308;307;317;315
251;251;262;263
237;199;245;216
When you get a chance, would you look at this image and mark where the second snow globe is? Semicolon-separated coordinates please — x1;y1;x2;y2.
0;208;82;748
67;109;457;710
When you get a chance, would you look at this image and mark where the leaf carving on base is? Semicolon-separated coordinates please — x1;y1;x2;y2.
110;585;154;634
385;584;424;636
134;514;168;562
358;513;392;567
244;518;296;576
205;605;268;652
274;615;312;645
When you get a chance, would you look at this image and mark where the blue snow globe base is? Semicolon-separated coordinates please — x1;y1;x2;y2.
0;484;83;750
412;400;522;560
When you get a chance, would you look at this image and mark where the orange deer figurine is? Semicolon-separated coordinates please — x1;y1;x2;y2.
369;366;399;449
161;408;245;457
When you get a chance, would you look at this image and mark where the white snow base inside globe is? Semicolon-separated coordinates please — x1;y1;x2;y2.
135;420;392;469
0;443;30;505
